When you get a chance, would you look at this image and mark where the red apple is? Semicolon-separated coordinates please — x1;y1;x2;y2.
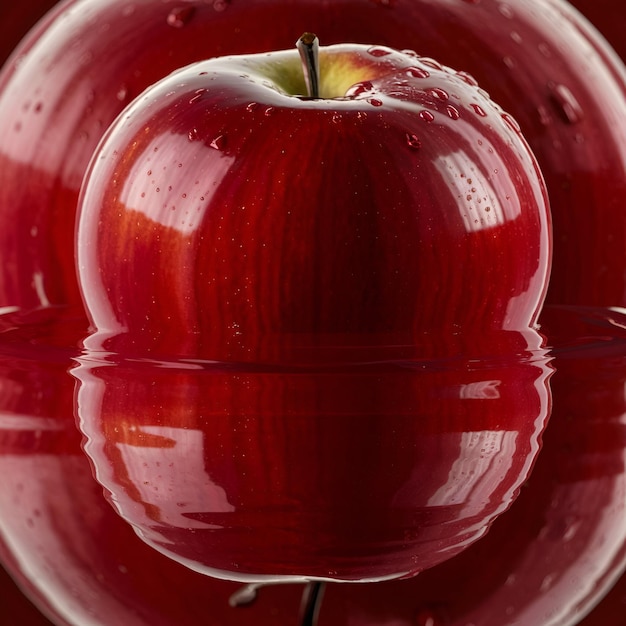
0;0;622;316
74;340;551;583
76;42;550;364
0;0;60;69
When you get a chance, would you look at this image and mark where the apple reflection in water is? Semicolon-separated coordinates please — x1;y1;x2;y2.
0;336;289;625
74;332;551;585
3;309;626;624
311;306;626;625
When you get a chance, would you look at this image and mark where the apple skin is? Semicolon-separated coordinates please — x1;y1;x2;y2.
0;1;60;69
76;44;550;364
0;0;622;315
74;337;551;583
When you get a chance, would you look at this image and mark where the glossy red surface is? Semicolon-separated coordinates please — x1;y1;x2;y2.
75;347;550;583
0;0;624;622
76;45;550;364
0;324;297;625
0;306;624;624
0;0;623;315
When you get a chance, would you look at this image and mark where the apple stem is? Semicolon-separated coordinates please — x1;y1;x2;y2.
228;579;326;625
299;581;325;626
296;32;320;98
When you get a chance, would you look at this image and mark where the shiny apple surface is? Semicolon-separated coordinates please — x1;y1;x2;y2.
0;0;623;316
0;308;290;625
76;44;550;364
1;306;626;624
75;344;550;583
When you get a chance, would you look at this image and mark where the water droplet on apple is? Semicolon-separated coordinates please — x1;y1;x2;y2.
548;82;584;124
188;128;200;142
537;105;551;126
503;56;516;69
456;71;479;86
246;102;259;112
167;6;196;28
213;0;230;11
407;66;430;79
471;103;487;117
368;98;383;107
498;2;514;18
538;42;552;58
210;135;227;151
510;31;523;44
446;104;460;120
264;107;275;116
502;112;521;132
420;58;444;71
117;85;129;102
405;133;421;149
419;110;435;122
356;111;368;120
429;87;449;101
346;81;373;97
189;89;206;104
367;46;392;57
